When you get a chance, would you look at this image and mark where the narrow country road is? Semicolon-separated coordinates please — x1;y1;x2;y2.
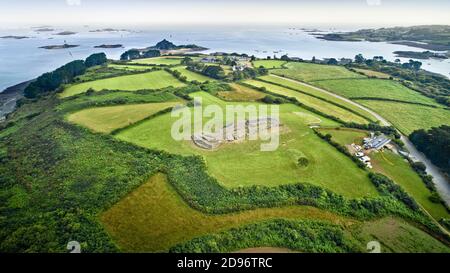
272;75;450;206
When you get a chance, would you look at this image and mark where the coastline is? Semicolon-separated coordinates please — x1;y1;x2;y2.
0;80;32;119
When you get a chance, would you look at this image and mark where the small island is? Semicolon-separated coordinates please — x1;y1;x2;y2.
54;31;77;36
120;39;207;60
0;35;29;39
393;50;448;60
39;44;79;50
35;28;54;32
94;44;123;48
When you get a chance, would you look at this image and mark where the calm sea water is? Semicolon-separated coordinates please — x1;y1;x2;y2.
1;25;449;92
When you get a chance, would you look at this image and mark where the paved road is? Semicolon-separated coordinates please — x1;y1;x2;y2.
272;75;450;206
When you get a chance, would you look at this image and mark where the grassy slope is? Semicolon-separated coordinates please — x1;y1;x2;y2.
319;128;368;145
100;173;355;252
108;64;153;70
371;151;449;220
349;217;450;253
217;83;265;101
170;66;212;82
357;100;450;135
116;92;378;198
320;129;449;221
353;68;390;79
258;75;378;122
61;70;185;98
101;173;450;253
129;56;183;65
67;102;181;133
272;62;365;82
313;78;440;106
253;60;287;69
244;79;369;124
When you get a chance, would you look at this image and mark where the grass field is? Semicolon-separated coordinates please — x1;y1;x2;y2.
244;79;369;124
217;83;265;101
356;100;450;135
67;102;181;133
61;70;185;98
100;173;357;252
115;92;378;197
129;56;183;66
353;68;391;79
272;62;365;82
320;129;449;220
253;60;287;69
371;150;450;220
313;78;440;106
318;128;368;145
258;75;379;122
100;173;449;252
170;66;212;82
350;217;450;253
108;64;153;71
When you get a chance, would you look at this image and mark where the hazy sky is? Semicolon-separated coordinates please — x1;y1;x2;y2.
1;0;449;27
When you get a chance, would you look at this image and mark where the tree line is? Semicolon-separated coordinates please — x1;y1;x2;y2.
24;53;107;98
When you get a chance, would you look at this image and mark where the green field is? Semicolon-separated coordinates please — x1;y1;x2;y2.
357;100;450;135
61;70;185;98
272;62;365;82
129;56;183;65
115;91;377;197
253;60;287;69
258;75;379;122
320;129;449;221
244;79;369;124
353;68;391;79
67;101;181;133
108;64;153;70
371;151;449;220
217;83;265;101
100;173;355;252
350;217;450;253
100;173;449;252
318;128;368;145
170;66;212;82
313;78;440;106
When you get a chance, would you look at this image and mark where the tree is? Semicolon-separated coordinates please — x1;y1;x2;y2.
297;157;309;167
120;49;140;61
311;56;316;63
142;50;161;58
280;55;290;61
327;58;338;65
355;54;365;64
85;53;107;67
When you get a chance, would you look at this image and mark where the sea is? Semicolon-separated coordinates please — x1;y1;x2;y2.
1;24;449;92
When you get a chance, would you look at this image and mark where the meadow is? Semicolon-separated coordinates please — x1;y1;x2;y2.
353;68;391;79
61;70;185;98
108;64;153;71
100;173;355;252
100;173;449;252
67;101;181;133
321;128;449;220
244;79;369;124
115;91;378;197
272;62;365;82
252;60;287;69
313;78;440;106
217;83;265;101
258;75;379;122
356;100;450;135
129;56;183;66
170;66;212;82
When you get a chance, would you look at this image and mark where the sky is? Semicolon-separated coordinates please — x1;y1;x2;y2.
0;0;449;27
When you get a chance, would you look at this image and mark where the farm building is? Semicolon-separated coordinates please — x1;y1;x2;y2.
363;134;391;150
